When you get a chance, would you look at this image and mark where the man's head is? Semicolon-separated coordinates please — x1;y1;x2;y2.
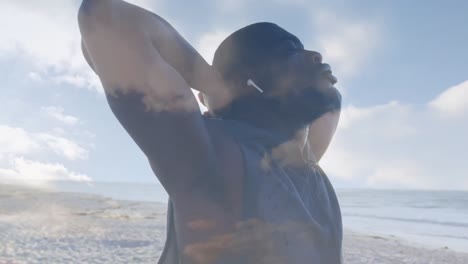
201;22;341;134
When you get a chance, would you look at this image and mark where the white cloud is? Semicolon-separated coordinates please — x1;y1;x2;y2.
337;101;417;139
0;0;100;92
0;126;40;159
311;11;380;79
52;127;67;135
0;124;88;161
196;31;230;64
0;0;159;93
320;80;468;190
0;124;92;184
365;161;429;189
0;157;91;184
41;106;80;126
37;134;89;161
27;72;43;82
428;80;468;117
127;0;161;11
52;74;96;91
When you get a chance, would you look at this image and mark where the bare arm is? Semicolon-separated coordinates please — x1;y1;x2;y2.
79;0;231;104
78;0;234;196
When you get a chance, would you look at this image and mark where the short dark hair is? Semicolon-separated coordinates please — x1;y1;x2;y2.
211;22;300;119
212;22;299;95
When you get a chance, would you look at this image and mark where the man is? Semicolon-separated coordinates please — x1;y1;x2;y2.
78;0;342;263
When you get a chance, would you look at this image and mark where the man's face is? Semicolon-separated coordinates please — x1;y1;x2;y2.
264;37;335;95
254;35;342;129
211;23;341;130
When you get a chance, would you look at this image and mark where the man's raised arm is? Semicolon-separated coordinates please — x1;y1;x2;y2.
77;0;233;195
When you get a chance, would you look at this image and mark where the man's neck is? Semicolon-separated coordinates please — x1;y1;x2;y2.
267;127;313;168
220;106;317;167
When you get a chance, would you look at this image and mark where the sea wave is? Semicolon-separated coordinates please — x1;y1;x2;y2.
419;233;468;241
343;213;468;228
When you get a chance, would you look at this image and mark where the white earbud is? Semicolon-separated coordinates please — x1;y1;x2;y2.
247;79;264;93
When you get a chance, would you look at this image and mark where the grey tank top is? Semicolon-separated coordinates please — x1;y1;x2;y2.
158;118;343;264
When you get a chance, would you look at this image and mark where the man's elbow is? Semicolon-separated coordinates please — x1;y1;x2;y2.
77;0;114;33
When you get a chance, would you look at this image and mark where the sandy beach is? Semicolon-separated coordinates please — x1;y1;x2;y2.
1;184;467;264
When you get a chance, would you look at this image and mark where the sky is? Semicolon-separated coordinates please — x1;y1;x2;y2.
1;0;467;190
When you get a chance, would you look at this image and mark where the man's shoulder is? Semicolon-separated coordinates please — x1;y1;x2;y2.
183;117;245;207
204;117;239;143
203;117;259;144
204;118;244;163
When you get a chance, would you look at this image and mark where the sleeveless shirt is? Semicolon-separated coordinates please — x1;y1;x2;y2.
158;118;343;264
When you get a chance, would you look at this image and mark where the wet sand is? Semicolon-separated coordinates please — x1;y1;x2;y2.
1;184;467;263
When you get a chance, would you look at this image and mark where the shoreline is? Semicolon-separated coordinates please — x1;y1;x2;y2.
342;230;468;263
1;184;468;263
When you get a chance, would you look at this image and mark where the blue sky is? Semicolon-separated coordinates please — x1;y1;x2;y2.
1;0;467;190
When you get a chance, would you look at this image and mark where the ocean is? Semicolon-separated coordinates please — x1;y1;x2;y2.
45;181;468;253
338;188;468;253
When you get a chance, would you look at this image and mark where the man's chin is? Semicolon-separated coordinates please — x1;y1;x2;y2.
283;103;340;133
